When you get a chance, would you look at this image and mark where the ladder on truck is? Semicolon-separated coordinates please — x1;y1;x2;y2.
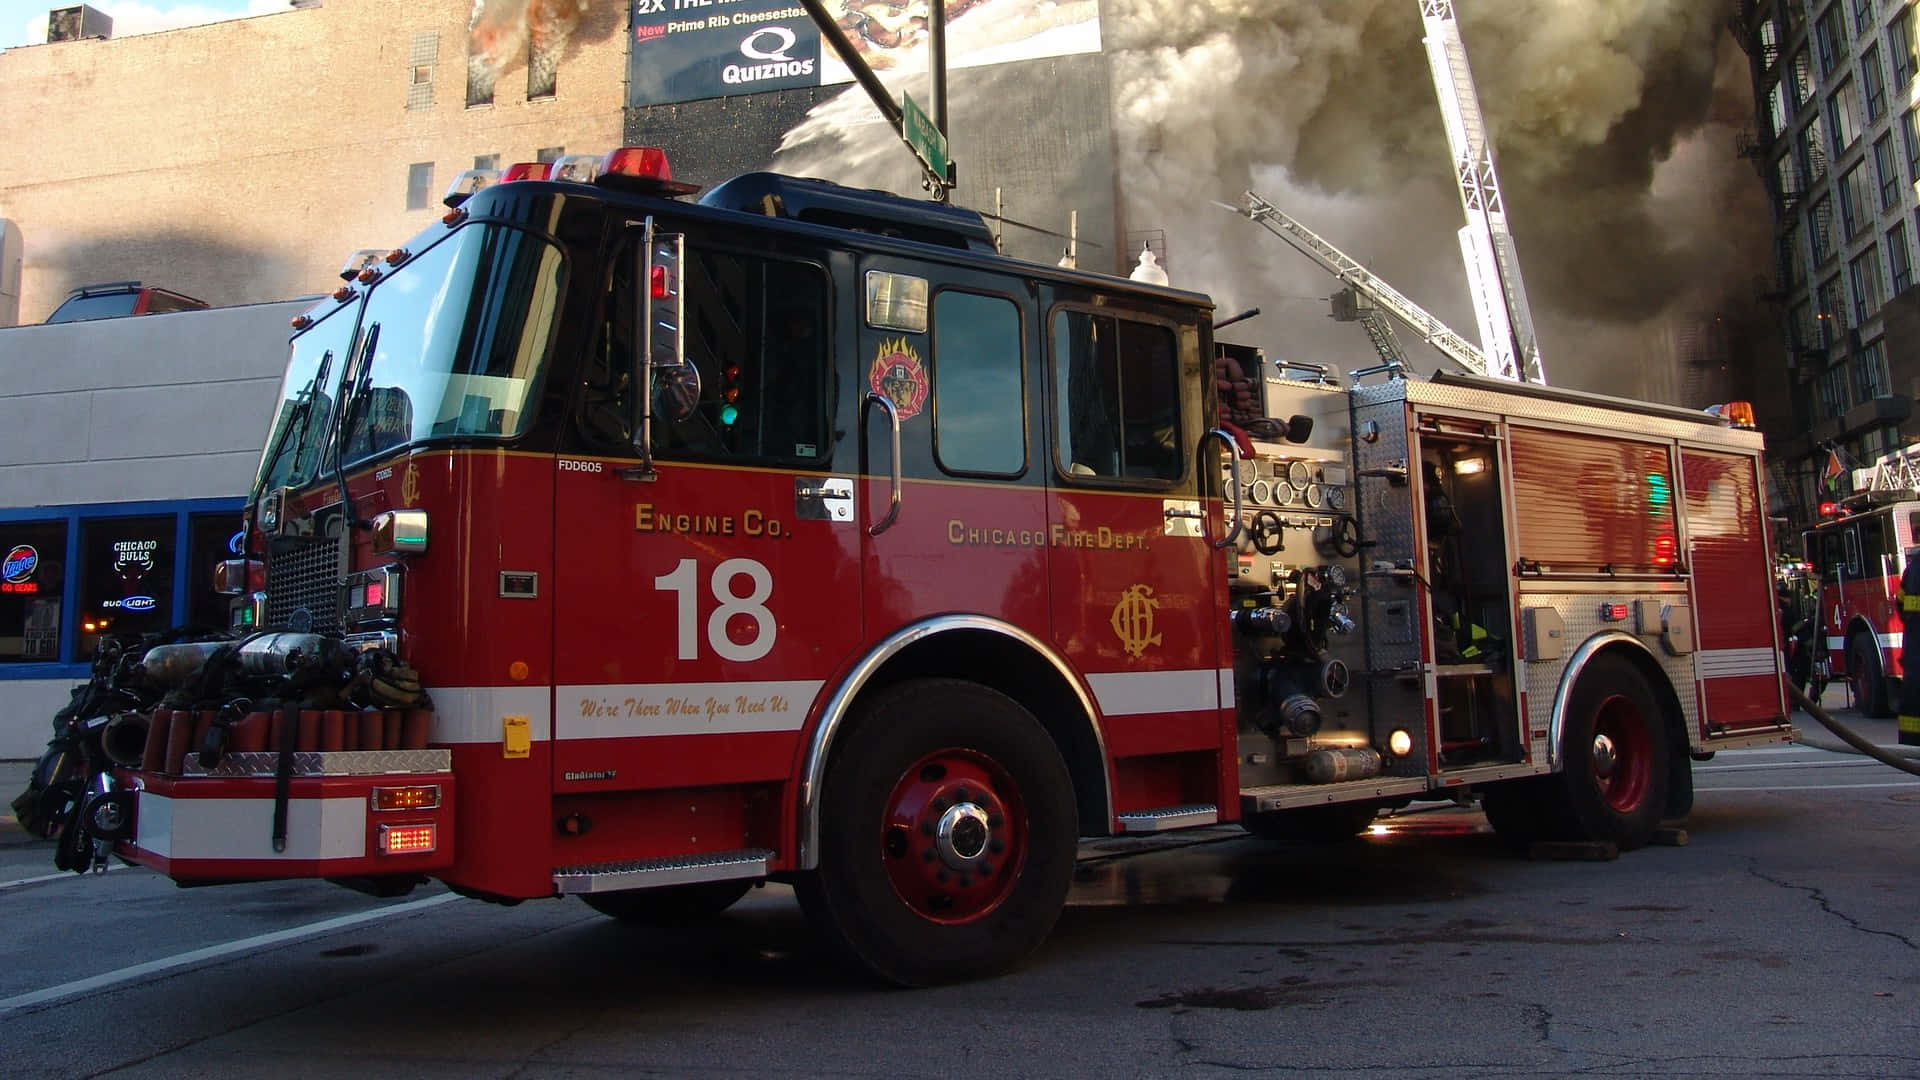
1418;0;1546;384
1220;191;1492;378
1854;445;1920;495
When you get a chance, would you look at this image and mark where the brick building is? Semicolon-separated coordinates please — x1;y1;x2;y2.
0;0;628;323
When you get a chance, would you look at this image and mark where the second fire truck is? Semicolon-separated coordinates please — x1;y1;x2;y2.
16;148;1795;985
1802;445;1920;723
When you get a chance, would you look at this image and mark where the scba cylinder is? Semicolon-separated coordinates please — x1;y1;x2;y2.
1302;747;1383;784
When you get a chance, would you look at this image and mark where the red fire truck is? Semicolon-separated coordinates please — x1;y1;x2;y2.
15;148;1795;985
1802;447;1920;717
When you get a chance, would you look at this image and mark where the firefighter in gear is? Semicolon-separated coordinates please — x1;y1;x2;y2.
1900;549;1920;745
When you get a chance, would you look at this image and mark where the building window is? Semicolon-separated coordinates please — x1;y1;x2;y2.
1903;109;1920;182
1818;4;1852;77
1875;134;1900;209
1767;82;1788;138
1863;43;1888;122
75;516;175;661
1828;78;1862;154
1791;300;1816;353
932;292;1025;476
1839;162;1867;238
1889;221;1913;294
1856;339;1891;402
1810;194;1836;264
405;162;434;210
1818;362;1850;418
1855;0;1877;37
407;31;438;111
536;146;564;163
0;521;67;662
1784;221;1808;288
1892;9;1917;88
528;41;556;99
1850;245;1885;323
1819;274;1849;338
185;513;241;632
473;153;499;171
1803;114;1829;182
1793;48;1816;105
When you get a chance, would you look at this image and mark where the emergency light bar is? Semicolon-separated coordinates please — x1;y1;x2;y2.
1703;401;1757;429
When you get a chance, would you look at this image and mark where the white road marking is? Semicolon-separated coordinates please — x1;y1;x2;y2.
0;863;126;892
1697;759;1895;773
0;892;461;1016
1699;781;1920;792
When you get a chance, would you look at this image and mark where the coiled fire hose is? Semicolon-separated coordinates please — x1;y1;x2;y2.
1785;682;1920;778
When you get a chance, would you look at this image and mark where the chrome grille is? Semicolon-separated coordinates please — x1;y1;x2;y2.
265;535;342;634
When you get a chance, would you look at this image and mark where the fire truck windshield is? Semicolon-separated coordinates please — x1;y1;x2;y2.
256;223;564;491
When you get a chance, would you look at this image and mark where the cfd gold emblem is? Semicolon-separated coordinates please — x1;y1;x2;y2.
399;462;421;507
1110;583;1163;659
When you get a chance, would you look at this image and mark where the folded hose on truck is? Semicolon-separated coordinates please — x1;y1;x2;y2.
1785;682;1920;778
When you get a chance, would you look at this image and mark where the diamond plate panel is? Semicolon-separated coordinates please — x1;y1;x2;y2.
184;749;452;777
1518;589;1701;762
553;848;774;893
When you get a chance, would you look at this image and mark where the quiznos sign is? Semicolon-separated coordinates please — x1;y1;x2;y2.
723;26;814;85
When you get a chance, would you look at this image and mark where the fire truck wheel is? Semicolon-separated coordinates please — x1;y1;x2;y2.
579;881;753;925
1240;802;1378;845
1553;654;1672;850
1846;633;1894;718
797;678;1077;987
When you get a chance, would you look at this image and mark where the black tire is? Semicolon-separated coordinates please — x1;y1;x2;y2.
1545;653;1673;850
580;880;752;925
795;678;1077;986
1479;778;1552;846
1848;633;1894;718
1241;802;1378;845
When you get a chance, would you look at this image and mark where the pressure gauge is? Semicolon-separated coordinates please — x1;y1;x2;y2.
1303;484;1325;509
1287;460;1312;489
1325;486;1347;511
1250;480;1272;505
1275;483;1296;506
1324;563;1349;588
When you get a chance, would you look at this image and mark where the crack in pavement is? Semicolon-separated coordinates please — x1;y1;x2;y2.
1748;865;1919;951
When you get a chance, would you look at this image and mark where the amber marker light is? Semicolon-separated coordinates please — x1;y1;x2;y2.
370;786;441;812
377;823;437;854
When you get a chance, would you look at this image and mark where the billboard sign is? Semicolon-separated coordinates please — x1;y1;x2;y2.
628;0;1102;109
629;2;822;107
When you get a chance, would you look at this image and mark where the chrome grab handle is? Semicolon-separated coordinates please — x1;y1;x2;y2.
862;392;903;537
1202;427;1244;550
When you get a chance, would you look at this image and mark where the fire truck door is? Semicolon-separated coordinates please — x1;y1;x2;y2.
1042;306;1229;818
1681;449;1788;732
855;261;1051;653
548;239;861;794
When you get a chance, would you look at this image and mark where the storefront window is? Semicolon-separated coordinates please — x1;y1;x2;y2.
187;513;244;631
0;522;68;662
75;516;175;659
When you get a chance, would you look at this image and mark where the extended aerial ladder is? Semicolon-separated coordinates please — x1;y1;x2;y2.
1221;191;1492;377
1852;445;1920;495
1419;0;1545;384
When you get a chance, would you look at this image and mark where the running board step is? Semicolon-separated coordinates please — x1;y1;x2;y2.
1116;805;1218;832
553;848;773;895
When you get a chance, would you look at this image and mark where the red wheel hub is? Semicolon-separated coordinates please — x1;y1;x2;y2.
880;748;1028;925
1590;694;1652;812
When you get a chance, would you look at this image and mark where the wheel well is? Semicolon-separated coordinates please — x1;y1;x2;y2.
848;629;1110;838
1843;619;1881;670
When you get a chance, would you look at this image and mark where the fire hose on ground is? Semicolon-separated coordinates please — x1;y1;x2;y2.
1785;682;1920;778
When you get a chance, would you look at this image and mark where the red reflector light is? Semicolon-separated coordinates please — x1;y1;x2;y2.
370;785;440;812
1601;603;1629;621
650;264;670;299
365;579;385;607
1819;501;1842;517
378;823;437;854
500;162;552;182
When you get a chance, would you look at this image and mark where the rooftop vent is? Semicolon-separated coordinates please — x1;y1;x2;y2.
47;4;112;42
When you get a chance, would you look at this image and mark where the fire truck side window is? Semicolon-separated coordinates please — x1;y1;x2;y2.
1050;310;1181;481
932;291;1023;476
1857;513;1890;576
649;246;829;462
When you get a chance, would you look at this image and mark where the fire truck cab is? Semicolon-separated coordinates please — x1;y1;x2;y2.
1803;494;1920;717
32;149;1795;986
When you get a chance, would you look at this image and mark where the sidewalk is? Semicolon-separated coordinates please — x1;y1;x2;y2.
1791;683;1920;760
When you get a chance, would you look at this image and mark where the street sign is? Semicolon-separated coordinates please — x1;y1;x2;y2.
901;92;951;187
